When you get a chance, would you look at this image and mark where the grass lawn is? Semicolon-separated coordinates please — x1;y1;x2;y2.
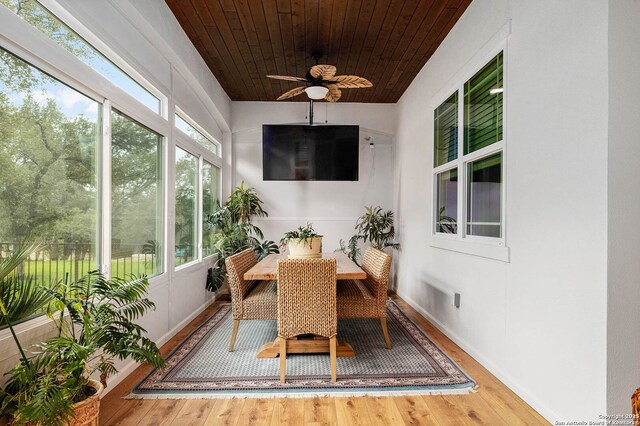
1;255;160;332
19;256;159;284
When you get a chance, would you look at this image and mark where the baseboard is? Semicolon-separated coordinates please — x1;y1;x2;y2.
395;290;559;423
101;295;217;396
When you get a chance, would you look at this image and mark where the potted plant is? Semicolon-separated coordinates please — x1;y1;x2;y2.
280;223;323;259
205;182;279;292
437;206;457;234
340;206;400;264
227;180;268;224
0;245;165;426
0;243;53;363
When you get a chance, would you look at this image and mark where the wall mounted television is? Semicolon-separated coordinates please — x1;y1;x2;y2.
262;124;359;181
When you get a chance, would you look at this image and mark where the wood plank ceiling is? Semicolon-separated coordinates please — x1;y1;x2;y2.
166;0;473;103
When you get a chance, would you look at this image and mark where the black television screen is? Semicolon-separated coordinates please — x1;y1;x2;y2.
262;124;359;181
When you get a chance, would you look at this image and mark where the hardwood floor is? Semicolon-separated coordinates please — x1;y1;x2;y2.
99;294;550;425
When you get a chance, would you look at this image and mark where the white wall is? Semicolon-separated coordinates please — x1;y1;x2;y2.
231;102;396;251
0;0;228;391
394;0;609;421
607;0;640;415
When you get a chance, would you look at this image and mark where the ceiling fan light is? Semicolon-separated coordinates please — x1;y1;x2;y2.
305;86;329;100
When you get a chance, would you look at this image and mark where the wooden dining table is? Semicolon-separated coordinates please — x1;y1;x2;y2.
244;252;366;358
243;252;366;281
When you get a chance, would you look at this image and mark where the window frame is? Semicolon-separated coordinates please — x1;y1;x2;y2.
173;125;222;269
173;144;201;271
430;42;509;261
0;44;104;284
0;4;171;284
201;159;222;260
0;0;226;338
175;106;222;156
433;163;460;238
109;107;166;279
38;0;169;118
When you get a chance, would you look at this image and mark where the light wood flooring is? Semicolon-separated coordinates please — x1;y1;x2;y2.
99;294;549;425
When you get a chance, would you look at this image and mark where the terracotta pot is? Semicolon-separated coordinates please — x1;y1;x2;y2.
68;379;104;426
287;237;322;259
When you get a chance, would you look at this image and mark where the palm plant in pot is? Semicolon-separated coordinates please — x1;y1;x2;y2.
340;206;400;264
0;243;53;364
0;246;165;426
205;182;279;292
227;181;268;224
280;223;323;259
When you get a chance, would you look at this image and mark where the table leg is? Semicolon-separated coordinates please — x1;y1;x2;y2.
256;335;355;358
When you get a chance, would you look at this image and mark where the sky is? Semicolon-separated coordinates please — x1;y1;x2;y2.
2;78;99;121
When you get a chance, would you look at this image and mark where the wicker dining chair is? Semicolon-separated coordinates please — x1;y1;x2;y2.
277;258;338;383
337;247;393;349
225;248;278;351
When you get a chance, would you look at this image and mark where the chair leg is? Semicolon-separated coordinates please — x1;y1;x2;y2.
329;336;337;382
228;319;240;352
279;337;287;383
380;317;392;349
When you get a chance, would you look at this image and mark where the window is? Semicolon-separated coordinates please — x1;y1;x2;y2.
175;147;198;266
436;169;458;234
0;47;99;328
1;0;226;332
175;112;219;155
111;110;163;277
467;152;502;237
174;154;221;264
433;51;504;243
0;48;100;279
202;161;221;257
2;0;161;114
464;53;503;155
434;92;458;167
174;111;221;264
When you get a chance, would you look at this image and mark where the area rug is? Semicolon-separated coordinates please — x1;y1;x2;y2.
128;300;476;399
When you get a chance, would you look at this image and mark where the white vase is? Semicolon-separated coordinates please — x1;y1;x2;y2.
287;237;323;259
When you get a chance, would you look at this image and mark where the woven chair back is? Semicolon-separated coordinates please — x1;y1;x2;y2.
277;258;337;339
226;248;258;317
361;247;392;314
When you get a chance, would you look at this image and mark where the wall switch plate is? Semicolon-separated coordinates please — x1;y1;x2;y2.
454;292;461;308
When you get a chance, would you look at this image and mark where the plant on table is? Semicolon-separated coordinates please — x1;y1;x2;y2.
280;223;323;258
0;247;165;426
340;206;400;264
279;222;322;249
206;181;279;292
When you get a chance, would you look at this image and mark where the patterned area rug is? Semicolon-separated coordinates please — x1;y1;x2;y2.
129;300;476;398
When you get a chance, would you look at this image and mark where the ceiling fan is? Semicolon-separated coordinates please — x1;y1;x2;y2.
266;53;373;102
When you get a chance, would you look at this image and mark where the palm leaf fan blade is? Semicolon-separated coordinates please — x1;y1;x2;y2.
324;85;342;102
266;75;307;82
330;75;373;88
310;64;337;80
277;86;306;100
